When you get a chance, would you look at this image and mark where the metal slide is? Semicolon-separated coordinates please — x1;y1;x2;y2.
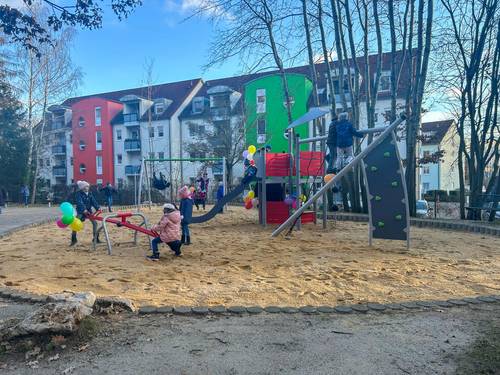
190;183;248;224
271;114;407;240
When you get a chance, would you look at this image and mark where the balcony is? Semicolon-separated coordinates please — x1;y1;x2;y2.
123;112;139;126
52;166;67;177
52;145;66;155
124;139;141;152
125;165;141;176
48;121;66;132
210;107;230;118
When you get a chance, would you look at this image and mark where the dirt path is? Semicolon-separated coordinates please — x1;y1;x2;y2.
1;302;498;374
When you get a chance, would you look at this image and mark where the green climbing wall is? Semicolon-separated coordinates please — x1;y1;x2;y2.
362;132;409;242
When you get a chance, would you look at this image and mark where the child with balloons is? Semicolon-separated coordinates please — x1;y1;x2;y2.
70;180;101;246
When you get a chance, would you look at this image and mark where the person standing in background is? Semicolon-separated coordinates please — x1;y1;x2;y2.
20;185;30;207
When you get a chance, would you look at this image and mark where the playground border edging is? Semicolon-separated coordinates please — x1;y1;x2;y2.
326;213;500;237
1;287;498;317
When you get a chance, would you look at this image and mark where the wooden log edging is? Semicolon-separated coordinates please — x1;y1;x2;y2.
324;213;500;237
0;287;498;317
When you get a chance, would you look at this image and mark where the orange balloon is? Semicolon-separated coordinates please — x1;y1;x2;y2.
324;173;335;183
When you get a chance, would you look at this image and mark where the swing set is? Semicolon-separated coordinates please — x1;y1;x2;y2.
136;156;228;209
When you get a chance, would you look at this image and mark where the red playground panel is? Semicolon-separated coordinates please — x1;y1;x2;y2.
266;202;316;225
299;151;324;176
265;153;292;177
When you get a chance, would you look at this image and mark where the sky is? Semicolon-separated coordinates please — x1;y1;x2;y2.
1;0;449;120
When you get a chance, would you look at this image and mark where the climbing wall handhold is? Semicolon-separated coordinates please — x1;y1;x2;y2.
370;166;378;172
375;195;382;201
391;181;398;187
384;152;391;157
377;221;385;228
395;214;402;220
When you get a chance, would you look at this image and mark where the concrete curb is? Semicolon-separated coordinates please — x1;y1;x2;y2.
1;287;498;317
325;213;500;237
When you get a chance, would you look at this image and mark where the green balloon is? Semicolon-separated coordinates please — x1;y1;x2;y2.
61;214;75;225
60;202;74;216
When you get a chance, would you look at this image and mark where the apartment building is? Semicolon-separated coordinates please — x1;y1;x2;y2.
419;119;460;194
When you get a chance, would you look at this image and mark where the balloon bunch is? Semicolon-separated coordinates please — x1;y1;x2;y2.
243;145;257;166
55;202;84;232
243;190;258;209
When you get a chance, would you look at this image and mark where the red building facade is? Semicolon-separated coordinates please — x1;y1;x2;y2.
71;98;122;185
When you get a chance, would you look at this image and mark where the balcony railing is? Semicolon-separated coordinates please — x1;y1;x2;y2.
52;166;67;177
123;113;139;124
52;145;66;155
49;121;66;131
124;139;141;152
125;165;141;176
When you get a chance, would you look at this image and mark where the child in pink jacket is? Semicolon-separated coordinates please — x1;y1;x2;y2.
148;203;182;261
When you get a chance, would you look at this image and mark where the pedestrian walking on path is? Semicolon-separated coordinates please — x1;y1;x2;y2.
20;185;30;207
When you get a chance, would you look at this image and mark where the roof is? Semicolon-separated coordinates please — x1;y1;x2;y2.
62;78;202;121
421;119;455;145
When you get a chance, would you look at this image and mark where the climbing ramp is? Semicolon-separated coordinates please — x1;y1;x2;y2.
361;132;410;246
271;114;409;249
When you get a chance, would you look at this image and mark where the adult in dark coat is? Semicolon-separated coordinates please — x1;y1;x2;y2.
335;112;363;170
326;114;338;173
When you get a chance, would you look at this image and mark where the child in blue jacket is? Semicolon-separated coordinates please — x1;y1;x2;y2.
335;112;363;170
178;186;193;245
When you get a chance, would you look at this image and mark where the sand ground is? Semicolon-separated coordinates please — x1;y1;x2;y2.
0;206;498;307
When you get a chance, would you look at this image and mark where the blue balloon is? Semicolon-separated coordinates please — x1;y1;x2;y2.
60;202;74;216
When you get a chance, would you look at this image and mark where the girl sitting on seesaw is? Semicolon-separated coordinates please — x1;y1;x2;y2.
148;203;182;261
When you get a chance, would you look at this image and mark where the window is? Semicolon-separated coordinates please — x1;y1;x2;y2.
116;129;122;141
149;127;154;138
70;157;74;166
158;152;164;159
79;140;86;151
155;103;165;115
210;94;230;108
423;183;430;192
96;131;102;151
78;117;85;127
192;97;204;113
423;166;430;175
188;123;205;137
117;154;122;164
158;126;164;137
97;179;103;185
256;89;266;114
378;71;391;92
46;159;50;167
95;107;101;126
190;151;206;159
96;156;102;175
69;134;73;144
257;118;266;135
149;152;155;159
131;129;139;139
79;163;86;174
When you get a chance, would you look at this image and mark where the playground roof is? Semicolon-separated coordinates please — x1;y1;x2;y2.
287;107;329;129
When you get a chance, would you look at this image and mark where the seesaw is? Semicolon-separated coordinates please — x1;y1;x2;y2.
87;211;156;255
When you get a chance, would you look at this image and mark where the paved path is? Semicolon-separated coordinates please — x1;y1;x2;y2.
1;301;498;374
0;206;59;236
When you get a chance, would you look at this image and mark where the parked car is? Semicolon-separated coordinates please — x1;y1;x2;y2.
416;199;430;218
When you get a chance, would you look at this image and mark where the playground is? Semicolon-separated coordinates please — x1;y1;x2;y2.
0;206;498;307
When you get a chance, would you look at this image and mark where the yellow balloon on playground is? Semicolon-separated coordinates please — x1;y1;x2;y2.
248;145;256;154
324;173;335;183
70;218;84;232
247;191;255;199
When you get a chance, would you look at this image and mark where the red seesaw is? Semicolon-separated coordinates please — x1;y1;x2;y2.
86;211;157;255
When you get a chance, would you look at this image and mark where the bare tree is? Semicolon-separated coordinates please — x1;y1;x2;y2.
31;27;82;203
437;0;500;220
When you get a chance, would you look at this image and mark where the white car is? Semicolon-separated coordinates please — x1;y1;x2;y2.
416;199;430;218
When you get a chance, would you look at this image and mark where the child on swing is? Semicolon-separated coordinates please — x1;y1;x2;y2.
148;203;182;261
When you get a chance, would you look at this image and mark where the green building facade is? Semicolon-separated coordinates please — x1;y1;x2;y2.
244;73;313;152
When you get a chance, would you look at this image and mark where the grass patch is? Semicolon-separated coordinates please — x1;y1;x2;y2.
455;323;500;375
76;316;101;341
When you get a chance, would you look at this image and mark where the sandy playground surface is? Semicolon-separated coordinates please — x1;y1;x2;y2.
0;206;498;307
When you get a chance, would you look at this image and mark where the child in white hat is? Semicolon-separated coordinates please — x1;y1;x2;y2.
148;203;182;260
71;180;101;246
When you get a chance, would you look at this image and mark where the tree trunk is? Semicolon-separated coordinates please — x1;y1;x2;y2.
318;0;337;116
458;139;466;219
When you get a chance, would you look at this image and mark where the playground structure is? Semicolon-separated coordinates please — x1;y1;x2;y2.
272;113;410;249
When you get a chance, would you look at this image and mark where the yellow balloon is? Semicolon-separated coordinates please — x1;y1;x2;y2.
324;173;335;183
248;191;255;199
70;218;84;232
248;145;257;154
